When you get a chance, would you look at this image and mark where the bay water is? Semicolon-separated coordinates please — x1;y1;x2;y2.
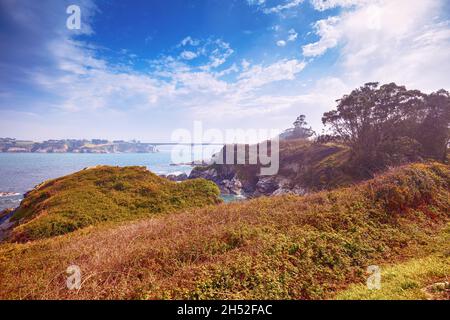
0;145;223;211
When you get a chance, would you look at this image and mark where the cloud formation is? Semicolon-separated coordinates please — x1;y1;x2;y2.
1;0;449;140
302;0;450;92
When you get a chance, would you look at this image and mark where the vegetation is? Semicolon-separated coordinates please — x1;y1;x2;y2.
323;83;450;177
203;139;354;194
274;139;353;190
0;162;448;299
336;224;450;300
198;83;449;197
7;166;221;242
280;114;315;140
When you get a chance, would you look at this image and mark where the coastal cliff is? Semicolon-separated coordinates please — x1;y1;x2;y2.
188;139;354;197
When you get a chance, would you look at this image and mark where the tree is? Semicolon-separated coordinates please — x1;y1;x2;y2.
322;82;450;176
417;89;450;162
282;114;315;140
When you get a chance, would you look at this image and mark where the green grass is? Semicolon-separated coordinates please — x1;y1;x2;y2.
336;225;450;300
9;166;221;241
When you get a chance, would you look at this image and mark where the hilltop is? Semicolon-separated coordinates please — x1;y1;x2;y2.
4;166;221;242
0;162;448;299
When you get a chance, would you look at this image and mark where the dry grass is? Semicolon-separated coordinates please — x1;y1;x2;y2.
0;162;448;299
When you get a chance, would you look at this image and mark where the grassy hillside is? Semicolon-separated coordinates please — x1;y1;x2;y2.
336;224;450;300
0;162;448;299
8;166;221;242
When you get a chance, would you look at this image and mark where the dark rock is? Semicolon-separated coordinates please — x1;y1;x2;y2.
255;177;279;195
189;167;219;180
189;162;309;198
220;178;243;195
160;172;188;182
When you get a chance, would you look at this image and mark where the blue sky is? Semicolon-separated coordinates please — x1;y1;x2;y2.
0;0;449;142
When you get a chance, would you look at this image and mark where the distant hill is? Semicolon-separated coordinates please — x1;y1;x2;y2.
0;138;158;153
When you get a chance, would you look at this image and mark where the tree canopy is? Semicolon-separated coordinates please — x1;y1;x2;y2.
281;114;315;140
322;82;450;176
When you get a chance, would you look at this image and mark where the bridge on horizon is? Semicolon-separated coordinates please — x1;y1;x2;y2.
147;142;225;146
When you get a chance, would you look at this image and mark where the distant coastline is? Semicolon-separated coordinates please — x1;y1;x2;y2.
0;138;158;154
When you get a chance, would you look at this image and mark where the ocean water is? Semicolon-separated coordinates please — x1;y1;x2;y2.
0;145;223;211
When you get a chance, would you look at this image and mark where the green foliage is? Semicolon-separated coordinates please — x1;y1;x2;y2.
153;162;450;299
281;114;315;140
9;166;221;241
336;224;450;300
323;83;450;177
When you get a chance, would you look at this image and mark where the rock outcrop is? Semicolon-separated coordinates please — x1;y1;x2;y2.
160;172;188;182
189;165;307;197
188;140;353;198
189;166;243;195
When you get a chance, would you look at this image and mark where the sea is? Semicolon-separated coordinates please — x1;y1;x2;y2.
0;145;225;211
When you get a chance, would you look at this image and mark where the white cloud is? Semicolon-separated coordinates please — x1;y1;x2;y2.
309;0;368;11
303;0;450;93
200;39;234;70
30;32;308;122
180;50;198;60
241;59;251;71
264;0;304;14
236;59;307;92
302;16;341;57
277;29;298;47
247;0;266;5
248;0;304;14
287;28;298;41
180;36;200;46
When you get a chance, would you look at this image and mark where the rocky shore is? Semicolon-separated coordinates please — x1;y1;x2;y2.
161;163;306;198
166;140;353;198
159;172;189;182
187;165;307;197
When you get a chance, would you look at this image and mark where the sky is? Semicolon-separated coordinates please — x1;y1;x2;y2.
0;0;449;142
